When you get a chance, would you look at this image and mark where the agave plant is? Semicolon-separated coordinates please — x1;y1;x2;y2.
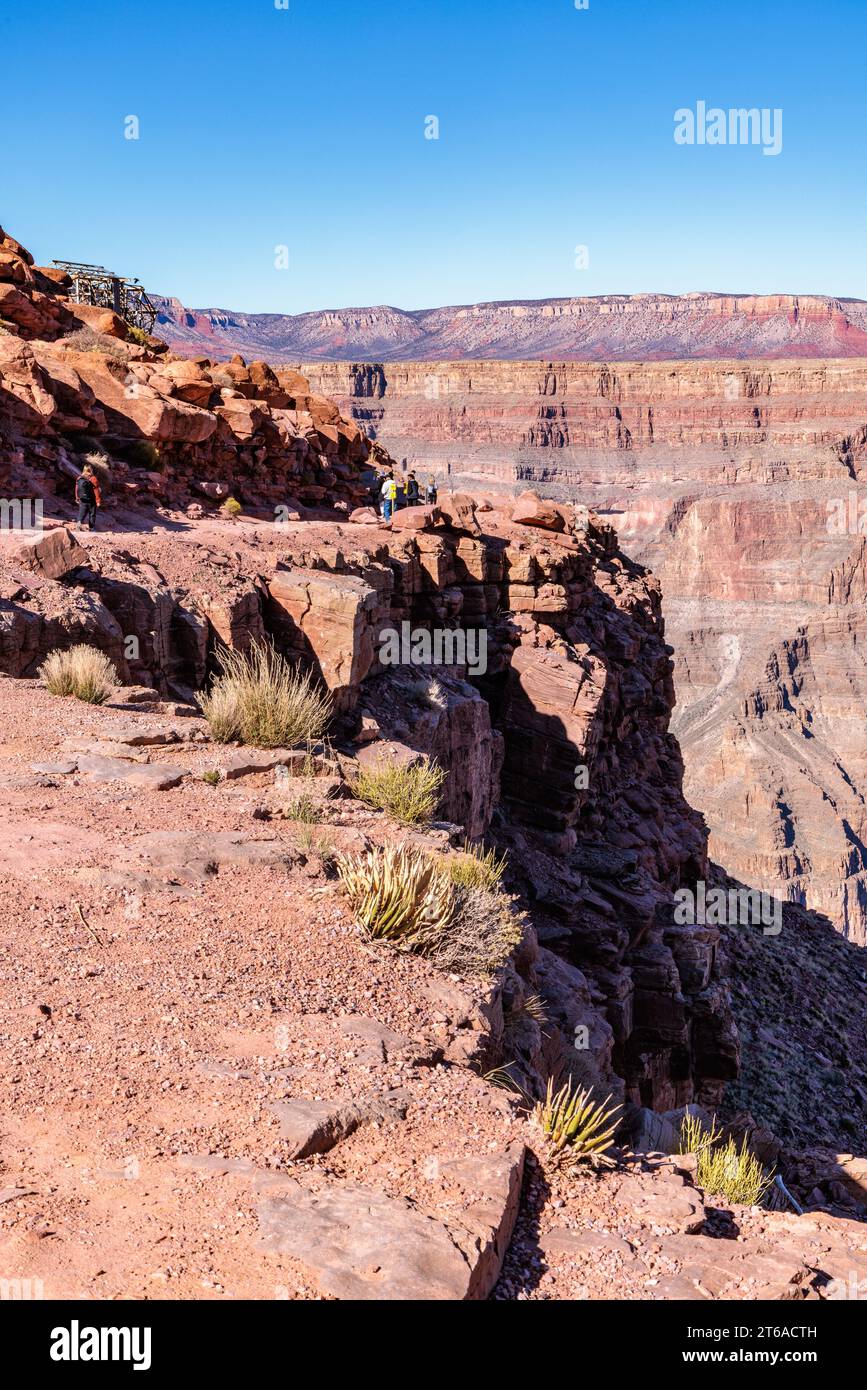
335;844;455;948
536;1077;622;1161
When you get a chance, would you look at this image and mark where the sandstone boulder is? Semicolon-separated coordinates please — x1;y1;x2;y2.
390;504;440;531
512;490;567;532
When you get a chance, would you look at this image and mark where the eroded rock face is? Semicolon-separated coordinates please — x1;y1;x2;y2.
304;357;867;943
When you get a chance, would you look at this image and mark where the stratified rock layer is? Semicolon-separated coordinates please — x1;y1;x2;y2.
305;358;867;942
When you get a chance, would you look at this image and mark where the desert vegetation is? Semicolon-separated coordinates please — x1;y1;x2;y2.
335;843;523;976
677;1112;774;1206
535;1078;621;1162
38;645;117;704
201;642;333;749
350;755;446;825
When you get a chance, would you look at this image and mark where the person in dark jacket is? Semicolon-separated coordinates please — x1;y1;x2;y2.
405;472;420;506
75;465;100;530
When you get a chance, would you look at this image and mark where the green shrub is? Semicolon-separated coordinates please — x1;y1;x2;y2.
443;840;508;891
38;645;117;704
201;642;333;749
126;325;150;346
221;496;242;519
351;755;445;825
201;770;221;786
125;439;161;470
695;1135;775;1207
536;1078;621;1162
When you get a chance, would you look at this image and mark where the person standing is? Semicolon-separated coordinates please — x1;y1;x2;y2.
75;465;101;531
425;476;438;505
405;472;420;506
381;471;398;523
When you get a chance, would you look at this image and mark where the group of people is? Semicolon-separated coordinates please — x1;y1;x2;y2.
376;469;438;522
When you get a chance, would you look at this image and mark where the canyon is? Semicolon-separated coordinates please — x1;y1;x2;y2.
155;293;867;363
302;358;867;945
1;222;866;1300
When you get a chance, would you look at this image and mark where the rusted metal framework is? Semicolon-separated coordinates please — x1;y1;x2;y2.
52;259;157;334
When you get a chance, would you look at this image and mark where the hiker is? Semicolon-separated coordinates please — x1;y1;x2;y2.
425;476;438;505
380;471;398;523
405;472;420;506
75;464;101;531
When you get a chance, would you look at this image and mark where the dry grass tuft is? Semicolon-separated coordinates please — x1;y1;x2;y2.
351;755;445;825
39;645;117;704
201;642;333;749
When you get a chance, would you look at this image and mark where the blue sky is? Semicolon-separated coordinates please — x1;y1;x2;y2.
2;0;864;311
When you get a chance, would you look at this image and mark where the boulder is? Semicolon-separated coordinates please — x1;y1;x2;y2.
391;504;440;531
511;490;567;532
15;526;85;580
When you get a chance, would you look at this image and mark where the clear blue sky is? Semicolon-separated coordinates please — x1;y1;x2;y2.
2;0;864;311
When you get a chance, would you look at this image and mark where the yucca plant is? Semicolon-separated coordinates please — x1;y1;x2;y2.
201;642;333;748
351;755;446;825
536;1077;621;1161
336;844;454;947
695;1135;775;1207
443;840;508;891
38;645;117;704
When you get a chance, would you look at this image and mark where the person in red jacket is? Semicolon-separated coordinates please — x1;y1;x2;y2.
75;465;101;530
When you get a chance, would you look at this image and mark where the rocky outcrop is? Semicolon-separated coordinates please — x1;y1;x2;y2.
304;357;867;942
0;225;378;515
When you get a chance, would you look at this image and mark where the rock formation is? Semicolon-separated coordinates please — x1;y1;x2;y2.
304;358;867;943
1;224;864;1302
154;292;867;361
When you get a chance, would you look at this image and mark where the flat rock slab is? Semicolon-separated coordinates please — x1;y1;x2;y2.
75;754;189;790
333;1015;441;1066
87;722;204;746
269;1091;407;1160
217;749;314;781
115;830;298;881
257;1143;525;1300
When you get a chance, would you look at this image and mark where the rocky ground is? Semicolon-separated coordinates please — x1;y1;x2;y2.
1;670;865;1302
1;221;865;1301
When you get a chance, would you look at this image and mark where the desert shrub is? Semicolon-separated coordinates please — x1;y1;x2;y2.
201;642;333;749
282;791;320;823
38;645;117;704
336;845;522;975
61;327;127;359
201;770;221;786
336;844;455;948
126;325;150;346
505;992;547;1025
405;676;448;710
351;755;445;825
677;1107;722;1156
536;1078;621;1161
221;496;242;519
293;824;335;859
443;840;507;891
695;1135;774;1206
426;883;524;976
